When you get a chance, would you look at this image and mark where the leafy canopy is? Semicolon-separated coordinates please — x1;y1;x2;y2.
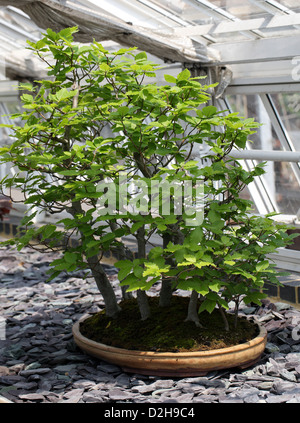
0;26;296;318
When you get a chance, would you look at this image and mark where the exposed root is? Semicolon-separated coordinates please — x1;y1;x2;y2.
184;315;205;328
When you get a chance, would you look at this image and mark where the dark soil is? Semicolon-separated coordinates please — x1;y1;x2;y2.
80;295;259;352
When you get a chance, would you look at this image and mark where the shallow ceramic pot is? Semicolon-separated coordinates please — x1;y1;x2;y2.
72;318;267;377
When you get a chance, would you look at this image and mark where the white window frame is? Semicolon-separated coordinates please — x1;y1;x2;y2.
220;84;300;271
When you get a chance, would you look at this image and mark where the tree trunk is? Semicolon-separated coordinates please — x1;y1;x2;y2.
136;225;151;320
109;221;133;300
87;255;121;318
159;232;173;307
234;298;239;329
159;278;173;307
69;201;120;318
185;290;204;328
137;289;150;320
218;304;229;332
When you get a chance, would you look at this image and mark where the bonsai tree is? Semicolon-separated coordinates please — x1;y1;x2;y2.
0;27;295;332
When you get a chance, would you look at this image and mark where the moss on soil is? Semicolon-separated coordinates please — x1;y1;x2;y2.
80;295;259;352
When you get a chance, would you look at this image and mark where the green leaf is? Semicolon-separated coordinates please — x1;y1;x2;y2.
19;82;35;92
202;106;217;117
143;259;170;277
176;279;199;291
45;28;59;41
164;74;177;83
100;232;117;243
177;68;191;81
130;221;144;234
115;47;134;55
86;239;101;249
177;278;210;295
198;298;216;314
221;235;232;246
21;94;34;103
58;170;79;176
115;259;133;280
100;62;110;72
117;106;129;117
119;273;148;292
243;291;267;305
209;280;221;292
64;251;78;263
20;211;38;226
133;264;144;278
55;88;68;101
59;27;78;41
255;260;270;272
135;51;147;60
148;246;164;260
207;209;221;223
195;261;215;269
224;260;236;266
41;225;56;240
183;254;197;264
235;133;247;149
157;223;167;231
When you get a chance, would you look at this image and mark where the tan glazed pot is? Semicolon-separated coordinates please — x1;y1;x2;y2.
72;318;267;377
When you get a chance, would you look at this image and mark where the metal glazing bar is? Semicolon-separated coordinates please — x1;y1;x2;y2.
228;149;300;162
248;0;300;30
259;93;300;186
264;0;295;15
220;97;277;213
173;12;300;37
135;0;216;43
193;0;263;38
0;16;39;42
249;0;293;15
240;158;277;214
136;0;190;26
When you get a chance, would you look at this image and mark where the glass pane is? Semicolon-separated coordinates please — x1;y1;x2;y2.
207;32;251;42
278;0;300;11
150;0;211;24
207;0;270;19
270;92;300;151
259;160;300;215
226;93;300;216
226;94;283;150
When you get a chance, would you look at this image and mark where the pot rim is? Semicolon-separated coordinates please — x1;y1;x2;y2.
72;316;267;358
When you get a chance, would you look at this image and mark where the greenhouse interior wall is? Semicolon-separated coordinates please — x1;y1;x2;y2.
0;1;300;306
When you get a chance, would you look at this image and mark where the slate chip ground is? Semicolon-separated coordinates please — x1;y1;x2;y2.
0;245;300;403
